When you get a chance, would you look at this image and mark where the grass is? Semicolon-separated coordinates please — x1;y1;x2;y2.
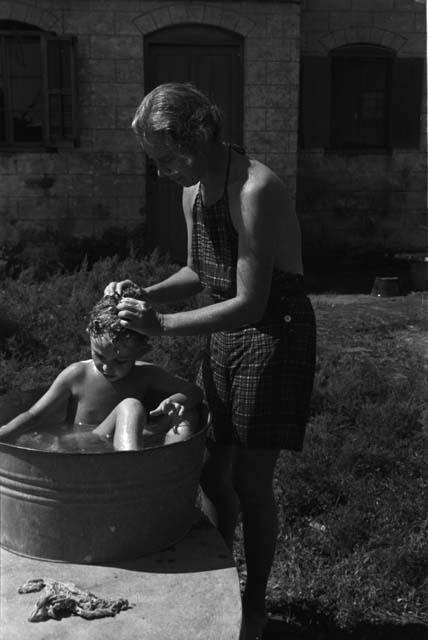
259;294;428;636
0;254;427;636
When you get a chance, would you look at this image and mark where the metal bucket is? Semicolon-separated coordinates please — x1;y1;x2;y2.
0;388;208;564
370;276;401;297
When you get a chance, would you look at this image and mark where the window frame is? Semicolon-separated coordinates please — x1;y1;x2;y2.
299;45;423;154
329;44;395;154
0;27;79;151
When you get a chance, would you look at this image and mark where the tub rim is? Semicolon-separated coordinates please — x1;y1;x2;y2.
0;385;211;456
0;421;209;456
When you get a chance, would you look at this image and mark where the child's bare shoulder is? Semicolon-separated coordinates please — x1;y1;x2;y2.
60;360;93;381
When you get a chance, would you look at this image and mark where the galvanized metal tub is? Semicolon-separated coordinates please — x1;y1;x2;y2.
0;388;208;564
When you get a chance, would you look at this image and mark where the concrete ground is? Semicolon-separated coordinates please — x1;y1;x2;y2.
1;513;243;640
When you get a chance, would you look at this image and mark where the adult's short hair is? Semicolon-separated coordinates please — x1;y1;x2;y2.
132;82;223;153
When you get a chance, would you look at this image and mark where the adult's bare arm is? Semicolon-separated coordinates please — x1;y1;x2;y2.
104;268;202;303
105;187;203;304
117;173;283;336
144;266;203;303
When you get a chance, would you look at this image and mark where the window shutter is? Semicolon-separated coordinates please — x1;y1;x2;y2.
42;35;79;148
299;56;331;149
390;57;424;149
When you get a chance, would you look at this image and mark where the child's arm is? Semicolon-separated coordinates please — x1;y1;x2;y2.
146;365;203;419
0;366;75;441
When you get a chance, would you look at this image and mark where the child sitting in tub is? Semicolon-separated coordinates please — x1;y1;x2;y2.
0;286;203;451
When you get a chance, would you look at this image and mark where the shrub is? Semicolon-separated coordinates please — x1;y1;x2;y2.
0;251;203;391
0;225;148;280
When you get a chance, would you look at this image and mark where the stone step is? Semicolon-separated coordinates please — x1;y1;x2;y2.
1;515;242;640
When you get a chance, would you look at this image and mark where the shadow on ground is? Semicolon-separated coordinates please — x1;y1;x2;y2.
304;257;412;295
264;615;427;640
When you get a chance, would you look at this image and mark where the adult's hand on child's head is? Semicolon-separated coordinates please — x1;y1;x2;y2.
104;279;141;297
117;298;163;335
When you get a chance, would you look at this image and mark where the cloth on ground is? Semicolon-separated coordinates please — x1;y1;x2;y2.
18;577;130;622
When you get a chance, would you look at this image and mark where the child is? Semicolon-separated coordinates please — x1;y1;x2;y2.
0;286;203;451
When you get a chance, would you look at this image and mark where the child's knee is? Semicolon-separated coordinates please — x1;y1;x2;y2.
117;397;147;420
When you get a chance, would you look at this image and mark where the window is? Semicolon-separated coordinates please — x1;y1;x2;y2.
0;20;79;149
331;46;392;150
299;45;424;152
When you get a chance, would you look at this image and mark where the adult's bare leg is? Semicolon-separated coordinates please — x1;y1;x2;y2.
233;447;280;636
199;442;239;550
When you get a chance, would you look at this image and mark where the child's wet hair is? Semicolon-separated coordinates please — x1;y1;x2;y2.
87;283;148;350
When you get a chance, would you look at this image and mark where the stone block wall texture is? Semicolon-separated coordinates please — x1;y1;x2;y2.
0;0;300;244
299;0;427;256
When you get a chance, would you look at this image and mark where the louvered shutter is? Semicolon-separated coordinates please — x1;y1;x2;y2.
42;35;79;148
299;56;331;149
390;57;424;149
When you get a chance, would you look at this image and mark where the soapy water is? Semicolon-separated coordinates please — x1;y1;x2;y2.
10;419;197;453
13;423;116;453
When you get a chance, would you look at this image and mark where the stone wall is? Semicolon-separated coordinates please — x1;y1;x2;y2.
299;0;427;258
0;0;300;244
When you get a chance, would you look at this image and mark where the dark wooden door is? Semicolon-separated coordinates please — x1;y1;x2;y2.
144;26;243;264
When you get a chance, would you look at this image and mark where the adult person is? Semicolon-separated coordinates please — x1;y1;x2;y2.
105;83;316;640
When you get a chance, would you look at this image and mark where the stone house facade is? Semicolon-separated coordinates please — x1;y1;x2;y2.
0;0;426;262
299;0;427;259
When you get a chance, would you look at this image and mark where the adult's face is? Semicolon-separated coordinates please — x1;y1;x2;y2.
142;135;204;187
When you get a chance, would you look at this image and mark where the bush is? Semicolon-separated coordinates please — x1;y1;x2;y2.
0;251;203;391
0;225;148;280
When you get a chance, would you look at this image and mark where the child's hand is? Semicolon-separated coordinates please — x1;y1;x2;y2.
149;399;184;420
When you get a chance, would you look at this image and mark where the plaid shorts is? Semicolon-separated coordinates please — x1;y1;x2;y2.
196;293;316;450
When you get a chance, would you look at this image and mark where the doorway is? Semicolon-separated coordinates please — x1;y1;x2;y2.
144;25;244;264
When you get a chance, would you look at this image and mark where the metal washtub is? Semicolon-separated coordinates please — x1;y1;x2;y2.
0;388;208;564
